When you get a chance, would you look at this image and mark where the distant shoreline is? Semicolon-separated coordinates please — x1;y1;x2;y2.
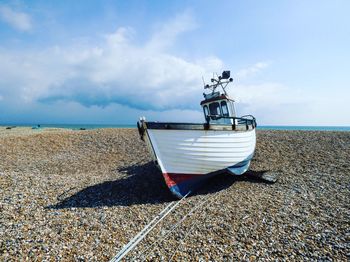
0;124;349;132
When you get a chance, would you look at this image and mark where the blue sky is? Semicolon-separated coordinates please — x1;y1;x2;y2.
0;0;349;125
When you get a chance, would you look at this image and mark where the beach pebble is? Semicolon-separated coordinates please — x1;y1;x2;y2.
0;128;349;261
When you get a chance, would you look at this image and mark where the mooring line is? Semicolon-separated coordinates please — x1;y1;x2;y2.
167;193;217;261
137;196;210;261
138;191;220;261
167;217;198;262
109;191;191;262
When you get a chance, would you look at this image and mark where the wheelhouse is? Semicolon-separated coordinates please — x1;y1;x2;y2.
200;94;236;125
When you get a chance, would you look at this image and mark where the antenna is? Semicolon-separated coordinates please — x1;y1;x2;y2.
203;70;233;96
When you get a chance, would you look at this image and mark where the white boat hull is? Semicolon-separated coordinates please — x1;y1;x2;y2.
144;128;256;198
147;129;256;174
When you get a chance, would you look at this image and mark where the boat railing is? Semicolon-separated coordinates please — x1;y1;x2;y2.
206;114;257;128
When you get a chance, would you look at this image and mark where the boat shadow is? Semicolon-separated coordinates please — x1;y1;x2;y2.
47;162;270;209
193;169;272;196
47;162;173;209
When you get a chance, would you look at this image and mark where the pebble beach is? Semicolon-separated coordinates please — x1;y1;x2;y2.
0;127;349;261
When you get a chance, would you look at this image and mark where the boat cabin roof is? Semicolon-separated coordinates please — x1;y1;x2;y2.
200;94;234;105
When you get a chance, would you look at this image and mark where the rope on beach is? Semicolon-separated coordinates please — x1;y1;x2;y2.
109;191;191;262
136;191;220;261
137;195;210;261
167;192;219;261
167;216;199;261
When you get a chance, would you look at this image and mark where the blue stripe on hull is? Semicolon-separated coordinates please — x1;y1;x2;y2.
226;153;254;175
226;160;251;175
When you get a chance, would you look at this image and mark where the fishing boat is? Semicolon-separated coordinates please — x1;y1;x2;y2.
137;71;256;198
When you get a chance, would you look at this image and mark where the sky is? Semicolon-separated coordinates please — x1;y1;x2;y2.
0;0;349;126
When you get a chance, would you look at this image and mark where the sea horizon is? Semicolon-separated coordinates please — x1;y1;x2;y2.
1;123;350;132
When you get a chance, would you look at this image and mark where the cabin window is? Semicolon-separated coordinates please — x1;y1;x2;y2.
221;101;229;117
209;102;221;116
203;105;209;117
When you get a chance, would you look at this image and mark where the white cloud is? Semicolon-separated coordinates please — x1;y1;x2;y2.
0;5;32;32
223;62;350;125
0;10;349;126
147;10;197;50
0;12;222;111
236;62;269;79
232;82;300;106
